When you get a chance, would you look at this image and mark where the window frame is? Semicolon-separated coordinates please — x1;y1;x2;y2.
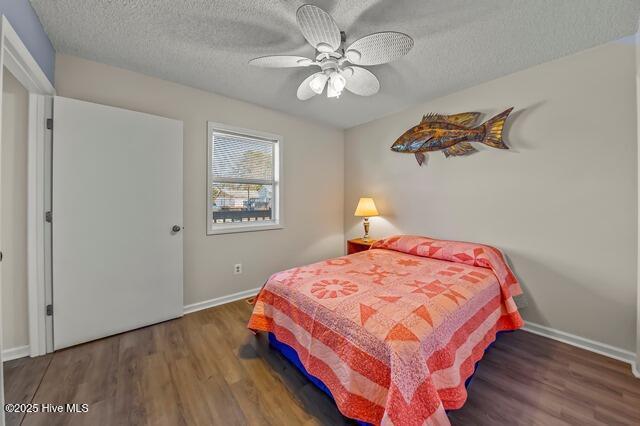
206;121;283;235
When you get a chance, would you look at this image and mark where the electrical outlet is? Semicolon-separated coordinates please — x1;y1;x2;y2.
234;263;242;274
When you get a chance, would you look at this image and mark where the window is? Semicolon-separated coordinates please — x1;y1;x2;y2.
207;122;282;234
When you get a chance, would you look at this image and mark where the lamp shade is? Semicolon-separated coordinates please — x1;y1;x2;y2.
354;197;379;217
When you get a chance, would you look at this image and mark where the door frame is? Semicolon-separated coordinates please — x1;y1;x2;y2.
0;15;55;365
635;30;640;379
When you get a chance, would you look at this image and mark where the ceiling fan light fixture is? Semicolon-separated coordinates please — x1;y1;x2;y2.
309;73;328;94
326;82;340;98
329;72;346;93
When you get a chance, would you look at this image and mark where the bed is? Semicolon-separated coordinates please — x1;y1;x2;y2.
248;235;523;425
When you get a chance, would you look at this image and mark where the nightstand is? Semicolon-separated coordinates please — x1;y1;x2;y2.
347;238;378;255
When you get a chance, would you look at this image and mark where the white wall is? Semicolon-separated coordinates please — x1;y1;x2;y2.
54;54;344;306
1;68;29;351
345;39;637;352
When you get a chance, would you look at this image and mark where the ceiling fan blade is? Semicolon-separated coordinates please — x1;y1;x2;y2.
296;4;341;53
249;55;314;68
343;66;380;96
297;72;322;100
345;32;414;66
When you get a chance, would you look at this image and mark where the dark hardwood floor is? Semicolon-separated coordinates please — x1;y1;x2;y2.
4;299;640;425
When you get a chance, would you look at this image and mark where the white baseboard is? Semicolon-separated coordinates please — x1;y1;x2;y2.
522;321;637;372
2;345;30;362
183;287;261;315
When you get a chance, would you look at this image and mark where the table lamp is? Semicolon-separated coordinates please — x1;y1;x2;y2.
354;197;379;241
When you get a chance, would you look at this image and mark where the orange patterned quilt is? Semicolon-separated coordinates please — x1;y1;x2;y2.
248;235;523;425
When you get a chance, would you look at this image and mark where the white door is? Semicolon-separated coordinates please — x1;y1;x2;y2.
52;97;183;350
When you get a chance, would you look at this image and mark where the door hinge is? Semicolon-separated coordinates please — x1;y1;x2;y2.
46;304;53;316
45;211;52;223
46;118;53;130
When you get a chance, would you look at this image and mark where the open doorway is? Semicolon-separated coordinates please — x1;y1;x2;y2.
2;68;29;363
1;66;45;426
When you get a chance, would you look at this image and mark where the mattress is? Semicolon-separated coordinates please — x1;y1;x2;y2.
248;235;523;425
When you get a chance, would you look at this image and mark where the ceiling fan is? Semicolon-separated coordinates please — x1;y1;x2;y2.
249;4;414;100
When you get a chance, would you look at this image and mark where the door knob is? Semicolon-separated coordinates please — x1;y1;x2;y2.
172;225;182;233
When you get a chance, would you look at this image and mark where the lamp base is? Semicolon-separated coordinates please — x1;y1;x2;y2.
362;217;370;241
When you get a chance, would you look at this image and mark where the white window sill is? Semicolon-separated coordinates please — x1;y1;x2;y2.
207;223;284;235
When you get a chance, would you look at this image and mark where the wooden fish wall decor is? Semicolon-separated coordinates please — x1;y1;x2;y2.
390;108;514;165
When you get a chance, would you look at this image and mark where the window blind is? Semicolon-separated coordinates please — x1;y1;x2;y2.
211;131;274;182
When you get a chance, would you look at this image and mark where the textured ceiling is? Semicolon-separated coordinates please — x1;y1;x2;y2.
31;0;640;129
